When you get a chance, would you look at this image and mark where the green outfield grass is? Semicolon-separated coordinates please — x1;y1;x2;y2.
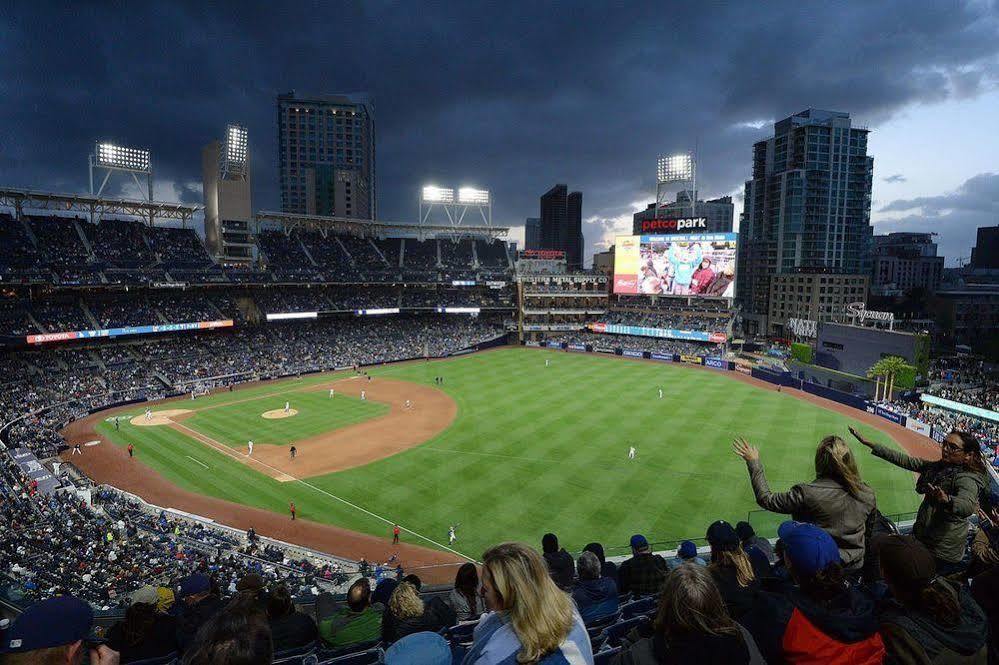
96;347;920;559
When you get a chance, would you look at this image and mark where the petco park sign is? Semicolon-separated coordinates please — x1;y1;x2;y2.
638;217;708;233
845;302;895;329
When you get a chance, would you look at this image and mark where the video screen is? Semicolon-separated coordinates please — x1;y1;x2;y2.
613;233;737;297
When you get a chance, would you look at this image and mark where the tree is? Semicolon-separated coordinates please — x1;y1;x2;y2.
867;356;911;401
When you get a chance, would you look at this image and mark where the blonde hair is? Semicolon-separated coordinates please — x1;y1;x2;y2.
657;564;739;638
388;581;424;620
815;435;869;499
482;542;574;663
710;549;755;587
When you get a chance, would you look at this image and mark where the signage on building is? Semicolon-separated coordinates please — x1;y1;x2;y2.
639;217;708;233
519;249;566;260
845;302;894;329
787;318;818;338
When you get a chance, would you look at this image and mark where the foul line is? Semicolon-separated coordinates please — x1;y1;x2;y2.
185;455;209;469
168;420;473;562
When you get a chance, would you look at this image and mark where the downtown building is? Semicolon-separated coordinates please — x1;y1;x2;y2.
871;232;944;296
632;190;734;235
524;217;541;250
736;109;874;336
539;184;584;270
277;92;375;219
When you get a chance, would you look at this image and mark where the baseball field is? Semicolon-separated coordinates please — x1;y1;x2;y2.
78;346;923;561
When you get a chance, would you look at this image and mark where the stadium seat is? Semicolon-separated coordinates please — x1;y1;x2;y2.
619;596;657;619
274;641;319;663
443;620;478;647
597;615;650;649
126;654;178;665
585;612;621;641
315;646;384;664
593;646;622;664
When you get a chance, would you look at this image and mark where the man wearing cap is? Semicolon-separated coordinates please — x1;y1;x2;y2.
742;521;885;664
175;573;223;654
668;540;706;569
541;533;575;591
2;595;120;665
617;534;668;597
105;586;178;663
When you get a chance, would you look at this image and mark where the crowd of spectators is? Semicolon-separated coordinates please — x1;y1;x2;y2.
599;309;731;333
544;331;723;358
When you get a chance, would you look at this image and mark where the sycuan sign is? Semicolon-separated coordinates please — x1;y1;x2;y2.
845;302;894;329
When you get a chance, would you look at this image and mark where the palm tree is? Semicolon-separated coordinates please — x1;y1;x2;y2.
867;356;909;401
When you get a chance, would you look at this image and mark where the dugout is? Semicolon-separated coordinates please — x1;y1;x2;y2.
815;322;917;377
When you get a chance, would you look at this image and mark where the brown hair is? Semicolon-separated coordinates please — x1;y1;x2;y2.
454;562;480;615
950;430;988;476
656;565;739;639
795;562;848;605
709;549;755;587
815;435;869;499
2;646;72;665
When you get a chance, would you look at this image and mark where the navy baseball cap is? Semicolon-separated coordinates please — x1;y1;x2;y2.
706;520;740;551
678;540;698;559
179;573;210;598
3;596;94;653
778;521;840;576
630;534;649;549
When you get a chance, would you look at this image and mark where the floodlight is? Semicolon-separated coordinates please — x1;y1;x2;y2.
421;185;454;203
95;142;151;172
225;124;248;164
657;153;693;183
458;187;489;204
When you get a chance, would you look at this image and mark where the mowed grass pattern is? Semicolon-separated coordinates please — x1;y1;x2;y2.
96;347;920;558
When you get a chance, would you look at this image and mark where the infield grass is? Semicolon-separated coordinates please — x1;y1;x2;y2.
96;346;920;559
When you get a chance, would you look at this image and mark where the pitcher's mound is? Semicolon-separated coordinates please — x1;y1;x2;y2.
262;409;299;419
131;409;192;426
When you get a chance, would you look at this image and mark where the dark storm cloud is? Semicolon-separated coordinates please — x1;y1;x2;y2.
1;1;997;261
876;172;999;265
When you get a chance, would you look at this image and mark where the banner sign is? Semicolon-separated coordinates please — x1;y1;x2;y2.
680;354;704;365
622;350;645;358
906;418;932;437
650;352;673;362
921;393;999;424
435;307;481;314
874;405;906;426
355;308;400;316
451;280;476;286
787;318;818;338
638;217;708;234
519;249;565;260
27;319;234;345
486;281;507;289
931;427;947;444
266;312;317;321
595;347;616;354
586;322;725;343
567;344;587;352
704;357;727;369
525;341;541;347
735;364;753;375
546;341;563;349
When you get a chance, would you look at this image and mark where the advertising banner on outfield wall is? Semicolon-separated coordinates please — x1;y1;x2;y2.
650;352;673;362
931;427;947;444
906;418;932;437
567;344;587;352
26;319;234;345
622;350;645;358
546;342;562;349
735;364;753;375
595;347;616;354
586;322;725;343
704;357;727;369
525;341;541;347
680;355;704;365
874;405;906;426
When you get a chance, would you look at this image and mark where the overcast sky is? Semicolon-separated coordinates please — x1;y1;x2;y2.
1;1;996;266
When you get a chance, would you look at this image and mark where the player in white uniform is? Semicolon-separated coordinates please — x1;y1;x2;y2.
329;388;335;399
145;408;152;422
658;387;663;399
628;446;636;460
361;390;366;401
247;440;254;456
404;400;412;410
545;358;550;367
284;401;290;414
448;525;457;545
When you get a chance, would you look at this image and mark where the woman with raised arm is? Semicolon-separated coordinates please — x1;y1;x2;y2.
732;435;877;573
850;426;988;574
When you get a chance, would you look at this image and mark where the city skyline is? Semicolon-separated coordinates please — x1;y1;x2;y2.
1;3;997;265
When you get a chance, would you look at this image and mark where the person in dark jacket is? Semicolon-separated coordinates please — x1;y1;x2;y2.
734;434;877;573
181;595;273;664
266;584;318;653
443;562;483;622
852;427;988;573
541;532;575;590
584;541;619;582
877;534;988;664
970;564;999;665
105;586;179;663
618;534;669;597
611;564;765;664
572;551;619;623
736;521;775;564
175;573;224;654
381;581;456;644
742;521;886;664
705;521;769;621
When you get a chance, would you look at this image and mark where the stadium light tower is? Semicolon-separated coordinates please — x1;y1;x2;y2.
89;141;153;224
419;184;491;227
655;152;696;220
221;124;248;180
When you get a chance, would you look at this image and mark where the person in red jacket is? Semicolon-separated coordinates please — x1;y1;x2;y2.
289;501;296;521
742;521;885;664
127;443;134;458
393;524;400;544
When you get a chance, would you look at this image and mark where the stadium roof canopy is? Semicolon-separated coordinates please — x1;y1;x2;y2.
0;187;201;225
255;210;509;240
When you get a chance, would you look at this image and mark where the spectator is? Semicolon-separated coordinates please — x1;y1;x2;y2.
318;579;384;651
385;631;453;665
971;501;999;575
852;427;989;574
235;573;267;611
572;550;619;623
444;562;483;622
611;564;765;664
618;534;668;597
733;434;877;573
669;540;706;569
743;521;885;664
266;584;318;653
542;533;576;590
463;542;593;664
583;542;618;582
735;522;775;564
381;582;455;644
105;586;179;663
877;534;987;663
970;565;999;664
0;595;119;665
181;596;272;665
705;521;768;621
175;573;223;654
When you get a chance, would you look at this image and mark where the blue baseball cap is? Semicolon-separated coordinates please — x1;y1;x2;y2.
3;596;94;653
678;540;698;559
706;520;740;551
778;521;840;576
385;631;452;665
179;573;210;598
630;534;649;550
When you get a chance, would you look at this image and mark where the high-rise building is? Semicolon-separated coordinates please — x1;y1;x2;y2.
871;232;944;296
277;91;375;219
736;109;874;335
971;226;999;270
525;217;541;250
202;126;253;263
632;191;734;235
539;184;584;270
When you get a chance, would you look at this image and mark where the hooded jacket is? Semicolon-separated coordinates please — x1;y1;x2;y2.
742;582;885;664
544;549;576;590
870;444;988;563
610;624;766;665
571;576;619;623
879;580;987;665
745;458;877;571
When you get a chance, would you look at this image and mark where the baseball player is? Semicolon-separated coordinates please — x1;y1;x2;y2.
145;408;152;422
284;401;291;414
404;400;412;410
247;440;254;456
448;524;457;545
289;501;296;520
329;388;335;399
290;445;297;460
545;358;550;367
127;443;134;458
658;387;663;399
71;443;82;455
392;524;400;544
628;446;636;460
114;416;120;431
361;390;366;401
